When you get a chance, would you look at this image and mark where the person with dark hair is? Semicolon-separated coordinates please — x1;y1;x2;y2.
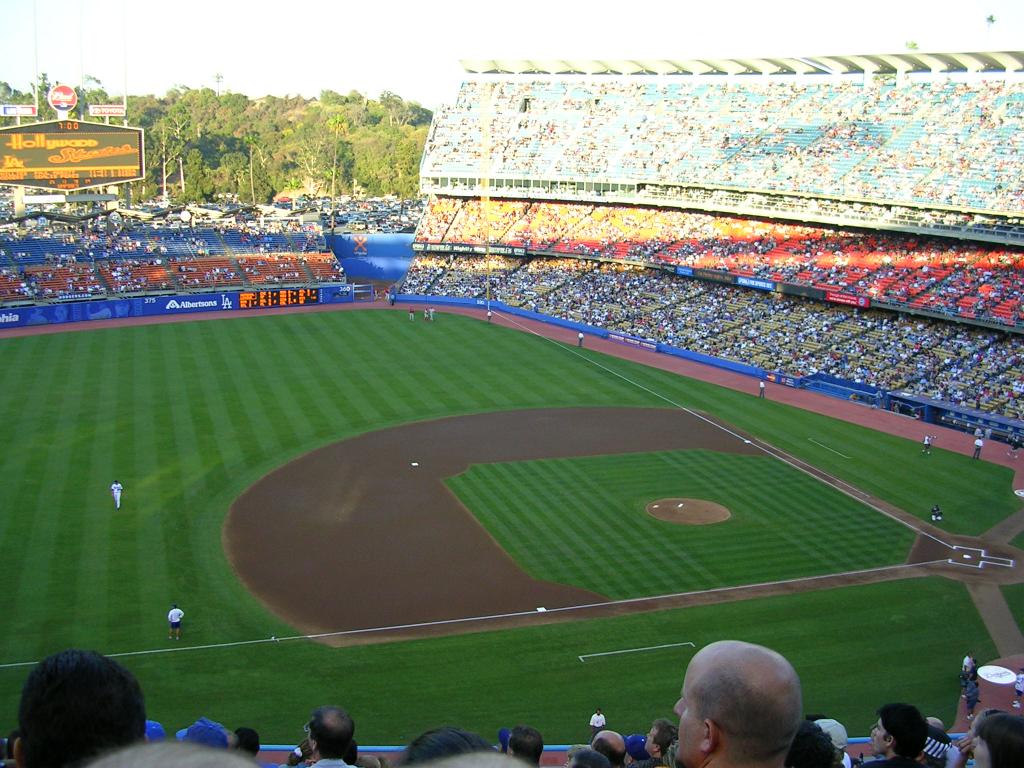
568;749;612;768
784;721;835;768
403;727;493;765
15;649;146;768
674;640;802;768
591;732;625;768
7;730;20;761
344;741;359;766
633;719;676;768
973;712;1024;768
306;707;355;767
234;727;276;768
234;729;260;758
508;726;543;766
868;703;927;767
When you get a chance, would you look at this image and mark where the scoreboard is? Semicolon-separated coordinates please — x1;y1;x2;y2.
0;120;145;191
239;288;320;309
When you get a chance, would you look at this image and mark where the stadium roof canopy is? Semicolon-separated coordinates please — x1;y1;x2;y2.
460;51;1024;77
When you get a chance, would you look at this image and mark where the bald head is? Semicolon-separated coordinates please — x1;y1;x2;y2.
591;731;626;768
675;641;802;768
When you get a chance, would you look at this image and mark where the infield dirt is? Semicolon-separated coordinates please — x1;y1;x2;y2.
224;403;1023;648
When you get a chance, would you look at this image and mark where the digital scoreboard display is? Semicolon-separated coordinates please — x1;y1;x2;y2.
0;120;145;191
239;288;320;309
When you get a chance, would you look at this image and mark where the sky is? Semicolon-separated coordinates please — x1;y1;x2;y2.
0;0;1021;110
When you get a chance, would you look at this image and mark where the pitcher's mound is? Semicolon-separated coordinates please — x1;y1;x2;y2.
647;498;731;525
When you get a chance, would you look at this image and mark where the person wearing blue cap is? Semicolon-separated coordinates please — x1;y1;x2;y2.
176;717;229;749
145;720;166;742
623;735;650;766
631;719;676;768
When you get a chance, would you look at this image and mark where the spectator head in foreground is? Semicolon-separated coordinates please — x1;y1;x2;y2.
624;735;649;764
177;718;230;750
920;724;950;768
307;706;355;762
812;719;848;768
422;754;522;768
673;640;802;768
508;726;543;765
17;649;146;768
645;718;678;766
591;732;625;768
973;712;1024;768
783;721;835;768
567;748;611;768
403;727;494;765
86;741;257;768
870;703;927;762
232;728;260;758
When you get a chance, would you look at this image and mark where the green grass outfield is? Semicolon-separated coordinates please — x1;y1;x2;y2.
0;309;1017;743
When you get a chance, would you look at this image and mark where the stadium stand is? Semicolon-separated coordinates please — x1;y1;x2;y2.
415;199;1024;327
0;221;346;302
407;62;1024;428
423;77;1024;213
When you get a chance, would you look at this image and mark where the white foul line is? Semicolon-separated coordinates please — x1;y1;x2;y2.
808;438;852;459
0;559;944;672
579;641;695;663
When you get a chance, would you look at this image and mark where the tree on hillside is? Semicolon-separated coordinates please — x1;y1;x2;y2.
1;79;431;202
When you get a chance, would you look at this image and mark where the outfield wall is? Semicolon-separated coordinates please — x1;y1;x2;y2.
0;285;357;330
397;294;763;378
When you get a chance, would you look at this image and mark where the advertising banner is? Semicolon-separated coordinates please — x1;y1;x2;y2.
691;268;737;285
825;291;870;308
1;105;37;117
135;293;237;316
327;233;415;281
737;276;775;291
607;332;658;351
0;119;145;191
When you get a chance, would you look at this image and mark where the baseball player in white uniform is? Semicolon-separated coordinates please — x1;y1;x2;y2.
111;481;123;510
168;604;184;639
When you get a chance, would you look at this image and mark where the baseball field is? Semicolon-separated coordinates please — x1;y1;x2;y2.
0;306;1020;745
